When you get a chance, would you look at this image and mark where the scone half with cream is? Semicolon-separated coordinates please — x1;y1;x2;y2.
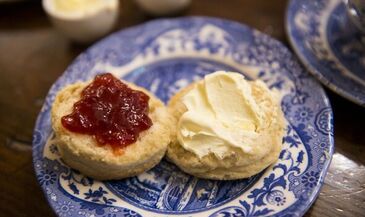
167;71;286;180
52;73;172;180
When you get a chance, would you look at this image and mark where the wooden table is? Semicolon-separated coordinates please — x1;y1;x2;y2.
0;1;364;216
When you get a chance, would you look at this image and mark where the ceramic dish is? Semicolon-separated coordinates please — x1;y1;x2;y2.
33;17;334;217
287;0;365;106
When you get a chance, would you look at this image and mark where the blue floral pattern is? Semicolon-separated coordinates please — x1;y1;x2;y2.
294;107;314;122
267;191;286;206
55;201;75;217
32;17;334;217
301;171;320;188
38;170;57;186
313;137;330;152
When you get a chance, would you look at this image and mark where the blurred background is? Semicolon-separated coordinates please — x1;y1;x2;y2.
0;1;364;217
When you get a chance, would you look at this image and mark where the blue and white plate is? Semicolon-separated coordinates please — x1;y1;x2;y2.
33;17;334;217
287;0;365;106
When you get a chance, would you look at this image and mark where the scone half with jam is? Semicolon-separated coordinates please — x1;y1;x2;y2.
51;73;173;180
167;71;286;180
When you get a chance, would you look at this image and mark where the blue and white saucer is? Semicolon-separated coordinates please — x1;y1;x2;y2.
287;0;365;106
33;17;334;217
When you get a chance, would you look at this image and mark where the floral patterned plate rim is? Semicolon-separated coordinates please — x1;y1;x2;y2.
33;16;334;217
286;0;365;106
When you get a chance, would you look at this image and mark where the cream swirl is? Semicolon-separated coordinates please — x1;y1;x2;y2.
177;71;274;159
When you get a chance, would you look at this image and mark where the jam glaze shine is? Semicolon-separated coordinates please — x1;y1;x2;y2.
61;73;152;152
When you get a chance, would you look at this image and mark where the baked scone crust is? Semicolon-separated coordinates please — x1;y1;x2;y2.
167;82;286;180
51;81;173;180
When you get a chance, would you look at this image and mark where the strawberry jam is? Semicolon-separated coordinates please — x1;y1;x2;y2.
61;73;152;151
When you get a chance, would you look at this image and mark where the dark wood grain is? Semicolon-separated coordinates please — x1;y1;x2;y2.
0;1;364;217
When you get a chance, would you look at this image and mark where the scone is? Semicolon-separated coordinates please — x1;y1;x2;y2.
51;73;172;180
167;71;286;180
